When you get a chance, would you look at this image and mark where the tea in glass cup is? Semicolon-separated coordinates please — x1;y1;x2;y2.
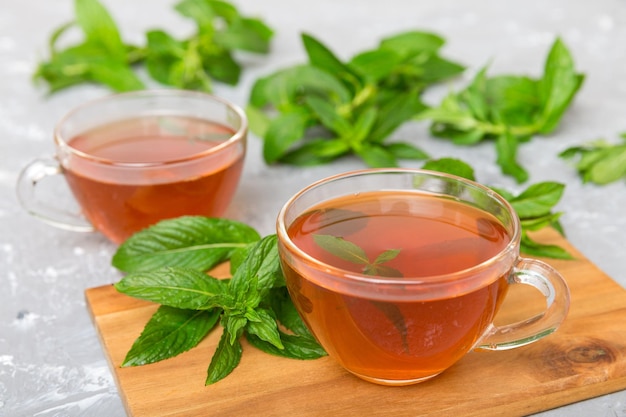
17;90;247;244
276;169;570;386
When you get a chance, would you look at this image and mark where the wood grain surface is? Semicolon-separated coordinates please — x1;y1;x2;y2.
85;229;626;417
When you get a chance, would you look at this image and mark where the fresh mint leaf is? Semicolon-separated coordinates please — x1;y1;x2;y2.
75;0;127;60
385;142;430;161
349;49;403;83
249;64;352;110
421;158;476;181
114;267;233;310
214;17;274;53
229;235;283;304
492;181;572;258
538;38;586;133
266;287;310;336
496;131;529;183
122;306;220;366
304;95;352;137
367;91;427;143
280;138;351;166
500;181;565;218
302;33;360;93
206;330;242;385
521;233;574;260
313;234;369;265
262;109;311;163
245;308;284;350
356;143;399;167
246;331;327;359
520;212;564;232
379;31;445;58
222;314;249;345
200;47;241;85
560;134;626;184
112;216;260;272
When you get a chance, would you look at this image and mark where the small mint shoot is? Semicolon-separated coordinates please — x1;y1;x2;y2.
313;234;402;277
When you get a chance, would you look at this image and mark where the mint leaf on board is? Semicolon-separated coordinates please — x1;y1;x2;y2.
112;216;260;272
206;330;243;385
418;38;584;183
248;31;463;167
34;0;273;94
244;307;284;350
122;306;220;366
114;267;234;310
560;133;626;185
228;235;284;304
246;331;327;359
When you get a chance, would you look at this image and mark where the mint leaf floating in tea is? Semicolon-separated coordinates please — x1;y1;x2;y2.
248;31;463;167
559;133;626;185
312;234;402;277
312;234;408;350
417;38;585;183
113;217;326;385
34;0;274;94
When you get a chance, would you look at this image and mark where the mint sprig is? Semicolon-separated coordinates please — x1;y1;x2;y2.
34;0;273;94
312;234;402;277
248;31;464;167
112;218;326;385
418;38;585;183
560;133;626;185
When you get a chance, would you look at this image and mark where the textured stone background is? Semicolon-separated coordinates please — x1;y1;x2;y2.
1;0;625;415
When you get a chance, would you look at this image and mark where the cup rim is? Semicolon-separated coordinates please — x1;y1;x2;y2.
53;89;248;167
276;168;522;287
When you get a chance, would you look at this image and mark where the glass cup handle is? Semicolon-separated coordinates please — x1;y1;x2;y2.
476;258;570;351
16;156;95;232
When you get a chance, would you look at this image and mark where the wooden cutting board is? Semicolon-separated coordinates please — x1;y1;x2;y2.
85;228;626;417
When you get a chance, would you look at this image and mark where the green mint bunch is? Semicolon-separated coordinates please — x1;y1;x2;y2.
34;0;273;94
112;216;326;385
417;38;585;183
422;158;573;259
560;132;626;185
247;31;464;167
